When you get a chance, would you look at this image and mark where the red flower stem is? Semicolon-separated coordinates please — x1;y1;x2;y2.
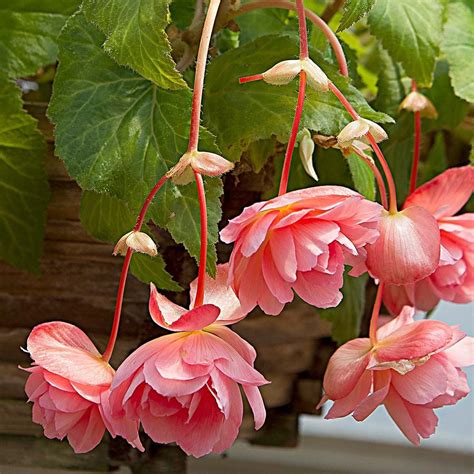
102;175;169;362
187;0;221;152
369;282;385;346
409;80;421;195
328;82;398;213
351;147;388;210
278;72;307;196
193;171;208;308
278;0;308;196
235;1;348;76
239;74;264;84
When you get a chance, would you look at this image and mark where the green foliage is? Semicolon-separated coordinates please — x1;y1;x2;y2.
338;0;375;32
441;1;474;102
0;0;80;77
49;13;221;275
170;0;195;29
346;152;376;201
82;0;185;90
419;133;447;186
0;79;50;273
80;191;180;290
204;34;392;162
320;272;368;344
368;0;443;87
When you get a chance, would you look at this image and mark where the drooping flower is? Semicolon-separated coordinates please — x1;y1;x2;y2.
337;118;388;149
384;166;474;313
400;91;438;119
299;128;318;181
220;186;382;315
108;264;268;458
114;230;158;257
319;306;474;445
22;322;143;453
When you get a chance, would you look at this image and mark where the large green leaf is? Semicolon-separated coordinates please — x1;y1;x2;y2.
83;0;185;90
80;191;180;290
441;1;474;103
49;13;221;274
0;0;79;77
204;34;392;162
320;272;368;345
337;0;375;32
346;152;375;201
368;0;443;87
0;79;50;272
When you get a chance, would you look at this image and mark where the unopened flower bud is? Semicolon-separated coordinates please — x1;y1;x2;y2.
261;60;301;85
299;129;318;181
400;91;438;119
301;58;330;92
114;231;158;257
167;151;234;185
337;118;387;149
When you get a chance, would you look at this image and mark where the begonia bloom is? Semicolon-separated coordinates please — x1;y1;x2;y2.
384;166;474;313
109;265;268;458
319;306;474;445
220;186;382;315
22;322;142;453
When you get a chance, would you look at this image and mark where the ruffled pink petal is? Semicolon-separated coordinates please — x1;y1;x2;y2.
269;227;298;282
48;386;91;412
240;211;279;257
405;402;438;440
374;320;453;363
353;370;391;421
404;165;474;219
71;381;107;404
220;201;268;243
376;306;415;340
43;371;75;393
243;384;266;429
261;246;294;304
325;370;372;419
180;332;233;366
215;356;269;387
323;338;372;400
67;408;105;453
390;357;449;404
54;409;86;435
206;325;257;365
443;336;474;367
189;263;248;325
149;283;220;331
27;322;114;386
366;207;440;285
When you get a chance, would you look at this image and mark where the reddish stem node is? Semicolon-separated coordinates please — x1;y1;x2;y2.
369;282;385;346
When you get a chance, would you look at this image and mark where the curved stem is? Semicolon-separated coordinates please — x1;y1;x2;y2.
233;1;348;76
409;80;421;195
102;175;169;361
297;0;309;60
188;0;221;152
351;147;388;210
193;171;208;308
279;71;307;195
328;82;398;213
369;282;385;346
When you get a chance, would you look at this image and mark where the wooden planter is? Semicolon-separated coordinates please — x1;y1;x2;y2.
0;103;333;472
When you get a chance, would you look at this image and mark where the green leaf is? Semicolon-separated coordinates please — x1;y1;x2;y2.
82;0;186;90
0;0;80;77
80;191;180;290
368;0;443;86
441;1;474;102
320;272;368;345
170;0;195;29
337;0;375;32
418;132;447;186
204;34;392;162
0;79;50;272
49;12;221;275
346;152;375;201
246;138;278;173
423;61;469;131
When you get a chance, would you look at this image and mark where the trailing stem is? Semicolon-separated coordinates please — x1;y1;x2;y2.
409;80;421;195
369;282;385;346
328;82;398;213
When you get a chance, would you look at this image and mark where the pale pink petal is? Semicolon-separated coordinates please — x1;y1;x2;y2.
443;336;474;367
220;201;267;243
323;338;372;400
366;207;440;285
43;371;75;393
243;384;266;429
353;370;391;421
180;332;233;366
207;325;257;365
149;283;220;331
215;357;269;387
376;306;415;340
27;322;114;386
269;227;297;282
71;381;107;404
262;246;294;304
404;165;474;218
189;263;248;325
48;386;91;412
405;403;438;439
67;408;105;453
325;370;372;419
240;211;279;257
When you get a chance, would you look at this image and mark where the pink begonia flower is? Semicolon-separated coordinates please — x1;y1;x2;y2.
220;186;382;315
384;166;474;313
109;264;269;458
319;306;474;445
22;322;143;453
